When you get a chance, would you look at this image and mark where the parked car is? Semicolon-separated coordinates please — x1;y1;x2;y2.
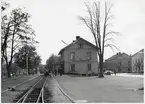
104;70;114;75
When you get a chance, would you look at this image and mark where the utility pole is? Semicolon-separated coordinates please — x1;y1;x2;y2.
25;33;29;75
26;53;29;75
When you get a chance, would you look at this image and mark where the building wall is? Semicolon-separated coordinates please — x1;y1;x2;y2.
132;49;144;73
104;53;131;73
62;40;98;74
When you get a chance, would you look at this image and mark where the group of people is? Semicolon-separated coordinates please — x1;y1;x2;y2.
45;67;63;77
54;68;63;76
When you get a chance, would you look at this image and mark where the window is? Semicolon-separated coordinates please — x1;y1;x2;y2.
70;64;75;72
87;64;91;71
79;42;84;48
70;52;75;60
87;52;91;60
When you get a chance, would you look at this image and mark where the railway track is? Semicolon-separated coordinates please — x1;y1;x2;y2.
13;74;75;103
2;75;40;93
14;76;51;103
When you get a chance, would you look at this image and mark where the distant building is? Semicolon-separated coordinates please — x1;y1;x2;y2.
104;52;131;73
58;36;99;75
132;49;144;73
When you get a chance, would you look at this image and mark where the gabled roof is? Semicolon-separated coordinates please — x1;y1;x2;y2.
105;52;130;61
132;49;144;57
58;37;97;55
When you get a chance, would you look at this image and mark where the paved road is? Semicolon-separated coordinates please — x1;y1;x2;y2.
56;75;143;103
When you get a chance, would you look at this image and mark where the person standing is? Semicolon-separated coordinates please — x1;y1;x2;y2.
54;68;57;76
114;70;116;75
60;68;62;76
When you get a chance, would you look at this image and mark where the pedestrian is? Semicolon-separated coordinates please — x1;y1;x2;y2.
114;70;116;75
54;68;57;76
60;68;62;76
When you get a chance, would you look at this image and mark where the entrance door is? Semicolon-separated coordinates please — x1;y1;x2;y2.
87;64;91;71
61;63;64;73
70;64;75;72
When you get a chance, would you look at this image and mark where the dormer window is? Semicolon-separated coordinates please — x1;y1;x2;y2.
79;42;84;48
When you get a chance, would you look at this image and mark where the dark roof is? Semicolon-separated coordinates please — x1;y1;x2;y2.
132;49;144;57
58;37;97;55
105;52;130;61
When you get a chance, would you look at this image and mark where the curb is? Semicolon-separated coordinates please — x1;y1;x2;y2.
51;75;75;103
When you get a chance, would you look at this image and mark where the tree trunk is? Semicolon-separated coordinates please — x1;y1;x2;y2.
98;55;104;78
6;64;11;78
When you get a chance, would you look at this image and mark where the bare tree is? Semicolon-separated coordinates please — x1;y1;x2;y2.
1;8;36;77
79;1;119;77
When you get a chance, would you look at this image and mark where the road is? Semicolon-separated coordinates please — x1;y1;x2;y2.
55;75;143;103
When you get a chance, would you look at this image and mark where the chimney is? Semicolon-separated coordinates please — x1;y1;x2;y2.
76;36;80;40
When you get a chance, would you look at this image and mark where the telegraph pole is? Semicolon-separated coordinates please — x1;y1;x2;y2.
25;33;29;75
26;53;29;75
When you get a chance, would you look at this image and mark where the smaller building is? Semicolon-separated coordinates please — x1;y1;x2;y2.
104;52;131;73
131;49;144;73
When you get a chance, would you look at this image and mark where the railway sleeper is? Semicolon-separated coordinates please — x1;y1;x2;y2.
25;98;38;103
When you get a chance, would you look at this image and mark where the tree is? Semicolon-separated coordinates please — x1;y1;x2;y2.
10;63;21;76
1;1;9;64
14;45;41;74
1;2;9;11
39;64;47;73
79;1;119;77
1;8;36;77
45;54;59;72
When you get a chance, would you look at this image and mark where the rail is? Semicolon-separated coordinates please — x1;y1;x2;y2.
16;76;48;103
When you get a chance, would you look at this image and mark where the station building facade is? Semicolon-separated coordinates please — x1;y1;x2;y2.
58;36;99;75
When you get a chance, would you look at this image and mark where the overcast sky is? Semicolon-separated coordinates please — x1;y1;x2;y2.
2;0;145;64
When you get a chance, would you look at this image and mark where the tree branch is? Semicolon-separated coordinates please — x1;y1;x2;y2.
104;43;120;52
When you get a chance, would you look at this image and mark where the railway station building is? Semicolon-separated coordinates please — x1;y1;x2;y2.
58;36;99;75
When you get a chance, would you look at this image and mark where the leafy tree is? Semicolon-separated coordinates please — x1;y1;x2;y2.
1;2;9;11
14;45;41;74
45;54;60;72
10;63;21;76
1;8;36;77
39;64;47;73
79;1;119;77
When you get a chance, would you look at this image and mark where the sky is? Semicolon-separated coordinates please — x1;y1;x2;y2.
2;0;145;64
